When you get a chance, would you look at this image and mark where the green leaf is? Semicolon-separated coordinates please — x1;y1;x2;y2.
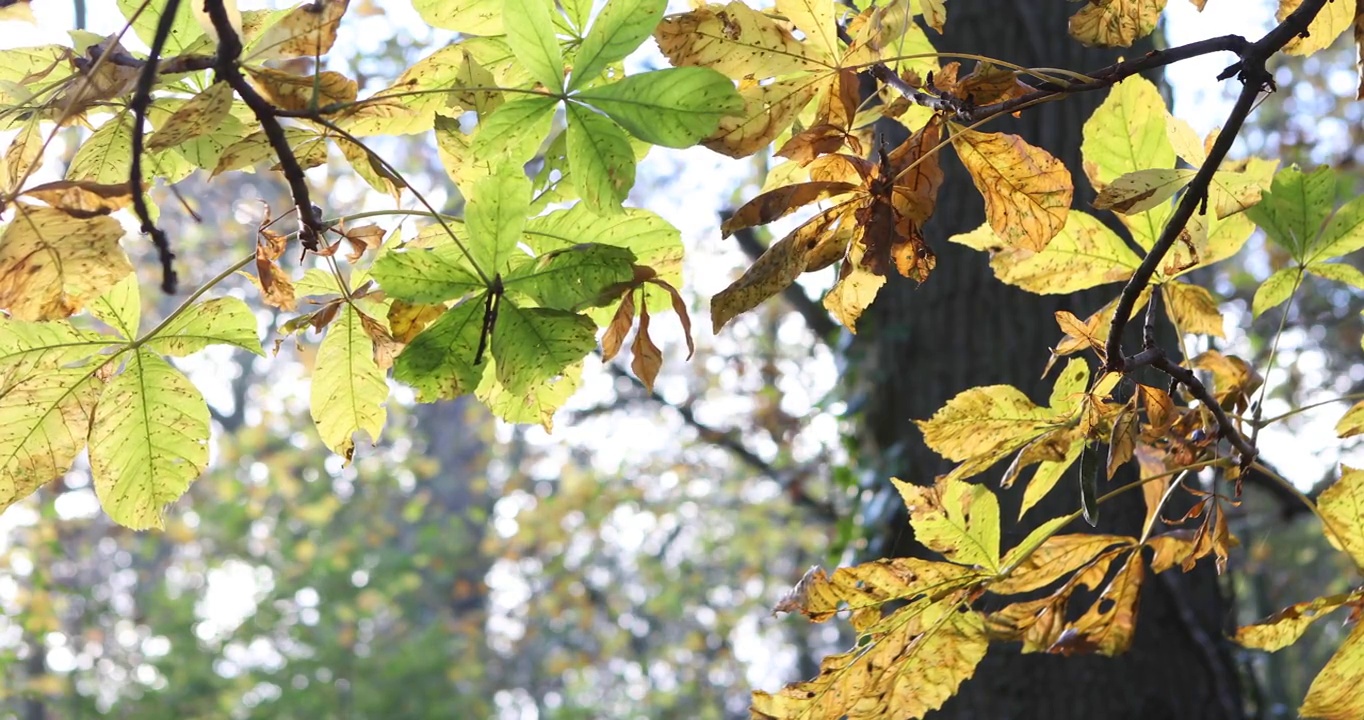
394;298;488;401
67;112;135;185
89;350;209;530
569;0;667;91
117;0;205;55
371;245;486;303
310;306;388;462
470;96;558;168
574;67;742;147
144;298;264;357
1251;266;1301;318
566;102;635;214
1246;165;1338;261
412;0;503;35
504;0;565;91
88;272;141;340
1081;76;1174;192
560;0;593;33
294;267;344;298
1306;261;1364;291
491;302;597;396
504;243;637;311
1310;194;1364;263
476;358;582;430
0;317;112;388
466;167;532;274
0;364;103;516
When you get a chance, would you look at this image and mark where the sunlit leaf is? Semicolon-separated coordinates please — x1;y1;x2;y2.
1069;0;1166;47
574;67;743;147
952;126;1072;252
145;298;265;357
1236;591;1363;652
491;302;597;395
89;350;209;530
1317;466;1364;570
0;206;133;321
1300;618;1364;719
892;476;1001;572
504;0;565;91
310;305;388;462
570;0;666;90
1081;76;1174;192
565;102;635;214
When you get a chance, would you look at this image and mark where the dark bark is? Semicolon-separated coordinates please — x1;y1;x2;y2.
848;4;1246;719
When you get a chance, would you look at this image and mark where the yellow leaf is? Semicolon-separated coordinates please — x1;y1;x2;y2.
248;0;348;61
1081;76;1173;192
1301;618;1364;719
1093;168;1194;215
310;305;388;462
1235;591;1363;652
752;600;987;720
656;1;823;79
1337;399;1364;438
0;363;103;516
773;558;979;623
1063;549;1144;655
915;384;1056;469
1165;114;1205;164
950;212;1140;295
952;126;1072;252
0;205;133;321
1069;0;1167;48
147;81;234;152
245;67;358;113
775;0;839;61
822;258;886;333
1280;0;1353;56
992;533;1132;595
703;76;823;157
1018;433;1084;517
1161;281;1224;337
893;476;1001;571
1317;466;1364;570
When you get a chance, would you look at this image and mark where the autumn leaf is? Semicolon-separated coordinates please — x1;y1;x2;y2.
1300;618;1364;719
1279;0;1353;56
310;305;388;463
1236;591;1364;652
1316;466;1364;570
0;205;133;321
893;476;1002;572
951;125;1072;252
773;559;980;624
992;533;1133;595
1338;400;1364;438
1069;0;1167;48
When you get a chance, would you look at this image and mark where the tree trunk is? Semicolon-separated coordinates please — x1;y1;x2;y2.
848;3;1246;718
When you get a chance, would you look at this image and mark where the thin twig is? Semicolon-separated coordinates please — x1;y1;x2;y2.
202;0;326;253
128;0;182;292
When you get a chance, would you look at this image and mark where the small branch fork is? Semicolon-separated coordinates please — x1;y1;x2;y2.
846;1;1329;468
202;0;327;254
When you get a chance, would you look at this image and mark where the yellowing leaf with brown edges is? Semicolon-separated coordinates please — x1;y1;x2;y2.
1161;281;1225;337
952;125;1072;252
0;206;132;320
992;534;1132;595
1280;0;1353;56
1337;400;1364;438
1301;618;1364;719
21;180;132;218
245;66;358;113
752;600;987;720
248;0;348;61
893;476;1001;571
950;212;1140;295
822;247;886;333
1235;591;1364;652
1069;0;1167;47
1317;466;1364;570
1061;549;1144;655
1093;168;1194;214
147;82;234;152
773;558;980;623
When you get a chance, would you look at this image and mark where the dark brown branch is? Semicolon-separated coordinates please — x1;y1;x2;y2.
202;0;325;253
128;0;182;293
1124;347;1258;465
958;35;1251;123
1104;0;1330;371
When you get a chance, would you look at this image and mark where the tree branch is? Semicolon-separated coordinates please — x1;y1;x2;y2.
128;0;182;292
202;0;326;253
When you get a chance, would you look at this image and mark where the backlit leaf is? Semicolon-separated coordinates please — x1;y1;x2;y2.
1280;0;1353;56
1317;466;1364;570
67;112;134;185
1246;165;1338;260
504;0;565;91
1069;0;1166;47
1252;266;1301;318
0;363;103;516
1162;280;1224;337
1300;618;1364;719
1081;76;1174;192
310;305;388;462
475;357;582;430
491;302;597;396
371;245;486;304
413;0;502;34
570;0;667;90
503;243;636;311
992;533;1132;595
565;102;635;214
949;212;1140;295
469;96;558;169
892;476;1001;571
1236;591;1362;652
952;126;1072;252
574;67;743;147
394;298;487;401
1092;168;1194;215
1338;400;1364;439
89;351;208;530
87;272;140;340
0;206;133;321
145;298;264;357
465;166;532;274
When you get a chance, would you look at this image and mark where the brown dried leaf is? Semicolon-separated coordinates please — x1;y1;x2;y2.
601;289;636;361
631;303;663;392
721;181;859;237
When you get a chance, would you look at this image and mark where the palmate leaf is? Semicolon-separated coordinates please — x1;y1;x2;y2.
370;244;486;304
413;0;503;35
310;305;388;462
491;302;597;396
465;165;532;274
892;476;1001;572
394;298;486;402
502;243;636;312
1245;165;1339;261
1301;619;1364;720
565;102;636;214
87;272;141;340
145;298;265;358
89;350;209;530
504;0;565;91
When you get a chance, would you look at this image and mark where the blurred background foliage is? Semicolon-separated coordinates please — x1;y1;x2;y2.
1;1;1364;718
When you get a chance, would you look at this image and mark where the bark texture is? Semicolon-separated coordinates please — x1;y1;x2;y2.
848;3;1247;718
